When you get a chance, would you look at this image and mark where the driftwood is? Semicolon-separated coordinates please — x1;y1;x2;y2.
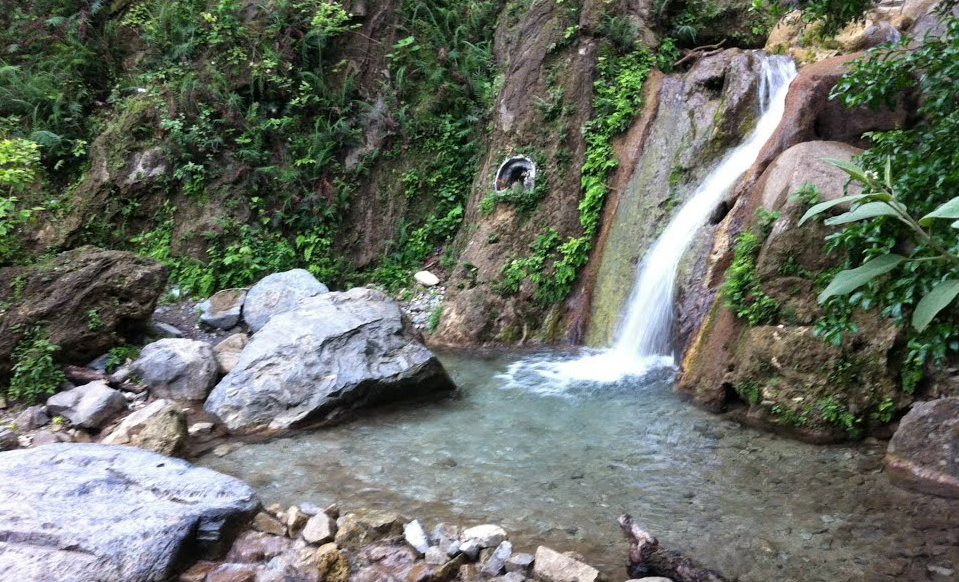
618;514;732;582
673;39;728;69
63;366;146;394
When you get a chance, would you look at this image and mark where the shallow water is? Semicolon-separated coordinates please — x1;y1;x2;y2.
201;351;959;582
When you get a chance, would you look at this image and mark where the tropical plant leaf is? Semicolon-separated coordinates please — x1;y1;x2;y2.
818;254;905;303
824;157;876;187
824;202;900;226
912;279;959;331
798;194;869;225
919;196;959;226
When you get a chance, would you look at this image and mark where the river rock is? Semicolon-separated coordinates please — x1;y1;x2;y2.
253;512;287;536
302;512;337;545
404;519;430;555
462;524;508;548
506;552;534;573
0;247;168;379
481;540;512;576
46;381;126;429
205;563;257;582
459;539;481;561
130;339;218;401
414;271;440;287
102;399;188;457
0;443;258;582
532;546;601;582
242;269;329;332
886;398;959;498
334;509;405;548
205;288;456;433
32;429;72;446
200;288;247;330
214;333;248;375
226;531;294;563
15;405;49;431
0;428;18;451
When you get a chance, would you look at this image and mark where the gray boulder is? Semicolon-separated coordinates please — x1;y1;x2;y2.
242;269;329;332
130;339;218;401
205;288;456;433
102;399;188;457
0;443;259;582
199;288;247;330
886;398;959;498
15;405;49;431
46;381;126;429
0;428;17;451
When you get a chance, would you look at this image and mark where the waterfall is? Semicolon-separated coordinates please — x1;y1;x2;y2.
611;54;797;362
499;53;796;388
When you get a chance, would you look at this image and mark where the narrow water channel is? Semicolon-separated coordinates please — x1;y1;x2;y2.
201;351;959;582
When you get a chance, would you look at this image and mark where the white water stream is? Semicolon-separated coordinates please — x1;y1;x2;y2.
503;53;797;386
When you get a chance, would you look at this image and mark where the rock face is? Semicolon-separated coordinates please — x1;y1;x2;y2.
205;288;456;433
0;443;259;582
46;381;127;429
0;247;168;379
241;269;329;332
886;398;959;498
200;288;247;330
213;334;248;375
680;141;902;440
103;399;188;457
130;339;219;401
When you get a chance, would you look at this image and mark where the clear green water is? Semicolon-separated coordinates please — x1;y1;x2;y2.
201;351;959;582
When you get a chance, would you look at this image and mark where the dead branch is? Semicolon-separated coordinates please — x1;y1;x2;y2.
673;39;728;69
618;514;732;582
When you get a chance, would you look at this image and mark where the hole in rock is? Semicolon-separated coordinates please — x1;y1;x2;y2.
708;199;732;225
494;156;536;193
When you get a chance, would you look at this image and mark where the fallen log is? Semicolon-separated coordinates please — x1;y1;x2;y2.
673;39;728;69
618;514;732;582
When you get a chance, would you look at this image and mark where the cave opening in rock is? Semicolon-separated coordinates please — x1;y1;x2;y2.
494;156;536;192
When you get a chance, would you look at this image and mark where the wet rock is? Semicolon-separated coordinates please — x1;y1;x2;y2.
0;443;259;582
426;545;448;565
213;334;248;375
404;519;430;555
481;540;513;576
459;539;482;561
506;552;534;573
226;531;294;563
103;399;188;457
205;563;257;582
532;546;601;582
253;512;287;536
242;269;329;332
200;288;247;330
130;339;218;401
0;247;168;378
886;398;959;498
15;405;49;431
462;524;508;548
0;428;18;451
414;271;440;287
205;288;456;433
334;509;404;548
46;381;126;429
315;543;351;582
302;512;337;545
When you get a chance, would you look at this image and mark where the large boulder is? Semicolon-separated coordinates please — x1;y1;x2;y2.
130;339;219;401
0;247;168;379
205;288;456;433
46;381;127;429
242;269;329;332
102;399;188;457
0;443;259;582
199;288;247;330
886;398;959;498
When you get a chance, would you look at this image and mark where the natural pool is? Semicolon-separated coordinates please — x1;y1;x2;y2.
201;351;959;582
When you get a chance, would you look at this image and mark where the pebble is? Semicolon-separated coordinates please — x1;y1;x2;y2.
404;520;430;556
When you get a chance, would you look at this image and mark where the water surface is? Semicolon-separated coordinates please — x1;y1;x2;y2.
201;351;959;582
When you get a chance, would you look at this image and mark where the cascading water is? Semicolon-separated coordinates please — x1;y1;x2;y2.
501;53;797;387
612;55;797;362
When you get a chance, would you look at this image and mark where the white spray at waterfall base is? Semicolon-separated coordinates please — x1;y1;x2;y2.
500;54;797;390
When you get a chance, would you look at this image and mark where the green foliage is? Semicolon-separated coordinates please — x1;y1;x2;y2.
86;309;103;331
6;326;65;404
873;396;896;423
818;395;863;437
791;181;820;207
427;303;443;334
105;345;141;373
0;140;44;263
737;380;762;405
722;225;780;326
